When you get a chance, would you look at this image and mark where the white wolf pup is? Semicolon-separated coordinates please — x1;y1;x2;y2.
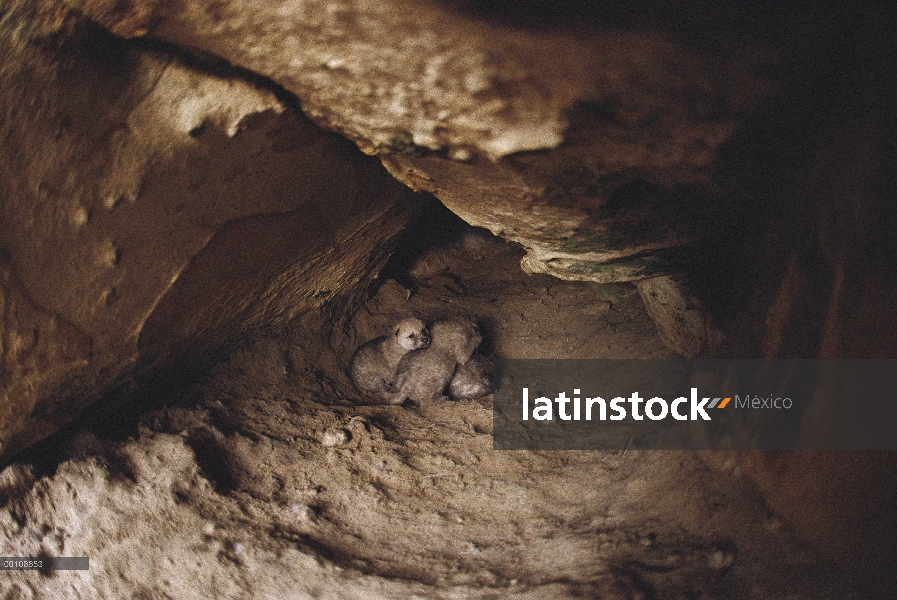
384;320;482;406
349;318;430;398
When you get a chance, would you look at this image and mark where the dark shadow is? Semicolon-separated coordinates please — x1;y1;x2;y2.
375;195;475;289
6;352;219;478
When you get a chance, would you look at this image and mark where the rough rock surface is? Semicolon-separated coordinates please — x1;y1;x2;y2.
0;225;864;599
69;0;778;287
1;2;895;597
0;3;419;459
635;275;724;358
63;0;880;360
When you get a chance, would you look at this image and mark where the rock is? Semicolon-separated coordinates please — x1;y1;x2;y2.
49;0;851;376
635;276;725;358
3;2;895;595
0;463;36;506
320;428;350;447
0;3;418;460
69;0;777;284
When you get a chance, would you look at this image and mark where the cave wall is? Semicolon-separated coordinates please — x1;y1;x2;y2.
1;0;895;592
0;1;419;459
68;0;780;286
727;8;897;585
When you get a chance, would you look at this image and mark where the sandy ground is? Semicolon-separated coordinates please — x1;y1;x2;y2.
0;214;861;599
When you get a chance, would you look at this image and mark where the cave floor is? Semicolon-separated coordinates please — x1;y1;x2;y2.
0;227;859;599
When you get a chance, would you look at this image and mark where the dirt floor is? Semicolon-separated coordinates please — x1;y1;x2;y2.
0;210;864;599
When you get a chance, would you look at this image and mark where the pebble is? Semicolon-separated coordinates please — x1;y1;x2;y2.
321;428;350;447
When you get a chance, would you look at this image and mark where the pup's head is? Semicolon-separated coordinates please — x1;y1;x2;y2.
394;318;431;351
